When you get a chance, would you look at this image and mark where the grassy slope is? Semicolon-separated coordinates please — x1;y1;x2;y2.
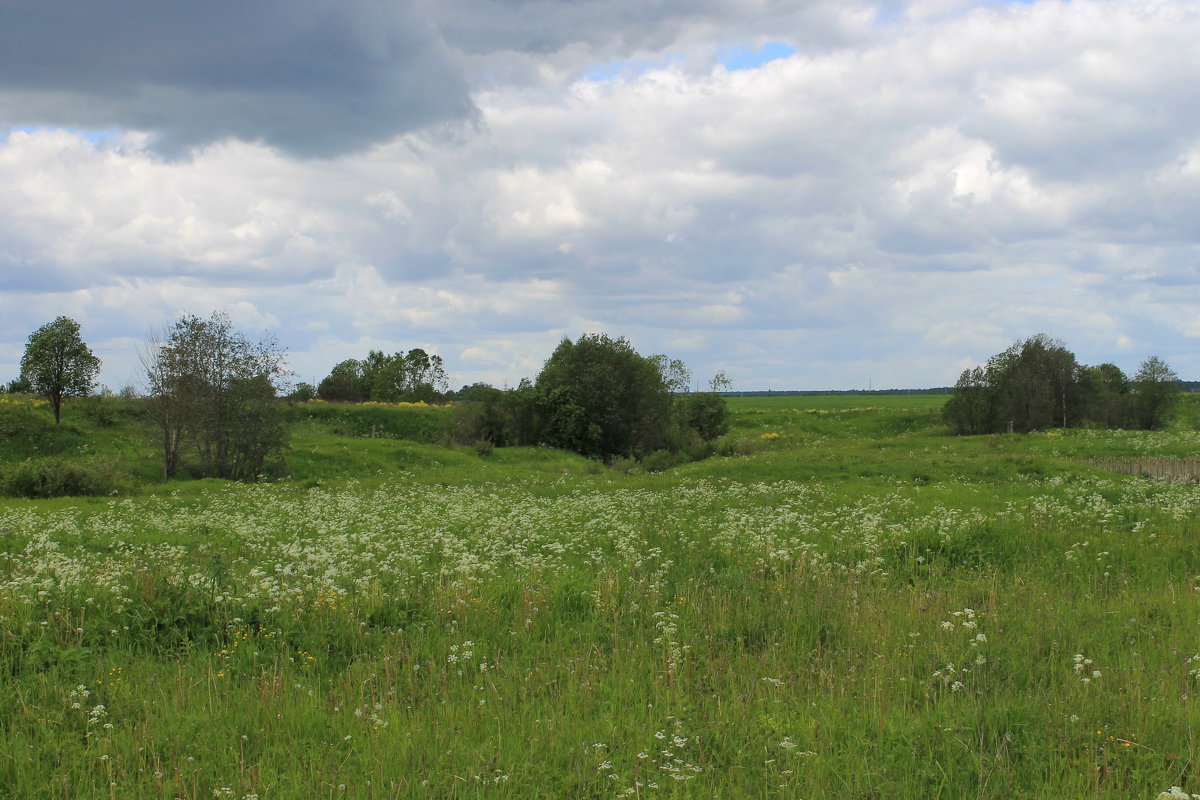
3;394;1200;797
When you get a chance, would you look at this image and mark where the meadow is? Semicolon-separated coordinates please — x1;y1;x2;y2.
3;394;1200;798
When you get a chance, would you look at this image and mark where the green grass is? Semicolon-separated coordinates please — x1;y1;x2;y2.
3;393;1200;797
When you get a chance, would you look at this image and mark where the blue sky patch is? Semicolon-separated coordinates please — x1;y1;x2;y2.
718;41;797;71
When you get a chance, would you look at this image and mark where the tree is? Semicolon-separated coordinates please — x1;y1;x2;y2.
448;338;726;461
19;316;102;424
997;334;1088;431
681;390;730;441
534;334;676;460
943;334;1089;434
318;348;449;403
143;312;289;480
318;359;367;402
5;375;32;394
400;349;449;402
1131;355;1180;430
287;382;317;402
942;366;994;435
944;336;1181;435
650;355;692;395
1083;363;1129;428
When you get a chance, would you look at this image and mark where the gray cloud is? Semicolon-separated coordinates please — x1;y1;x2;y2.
0;1;474;157
4;1;1200;391
0;0;859;157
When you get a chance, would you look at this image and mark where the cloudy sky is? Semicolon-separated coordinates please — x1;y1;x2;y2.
2;0;1198;391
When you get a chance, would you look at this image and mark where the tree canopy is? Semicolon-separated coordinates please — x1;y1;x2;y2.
944;335;1181;434
317;348;448;403
143;312;289;480
19;316;102;424
451;334;729;462
534;334;676;460
1131;355;1181;430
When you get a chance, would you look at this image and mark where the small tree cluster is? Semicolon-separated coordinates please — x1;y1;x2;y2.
143;312;289;480
318;348;448;403
454;334;729;461
944;334;1180;434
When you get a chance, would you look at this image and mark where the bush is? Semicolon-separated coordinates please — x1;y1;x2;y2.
713;437;757;458
609;456;642;475
684;440;716;462
3;457;129;498
640;449;687;473
683;392;730;441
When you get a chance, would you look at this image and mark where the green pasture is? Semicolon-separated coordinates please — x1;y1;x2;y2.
3;393;1200;798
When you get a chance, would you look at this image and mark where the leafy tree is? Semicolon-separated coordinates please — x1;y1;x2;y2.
1083;363;1129;428
945;336;1179;435
401;349;449;401
681;390;730;441
534;334;676;460
143;312;289;480
19;316;102;424
709;370;733;393
368;348;448;402
942;366;994;435
944;334;1088;434
318;359;367;402
451;383;513;446
287;382;317;402
5;375;33;394
651;354;692;395
996;334;1088;431
455;382;501;402
319;349;448;403
1131;355;1180;430
449;339;727;462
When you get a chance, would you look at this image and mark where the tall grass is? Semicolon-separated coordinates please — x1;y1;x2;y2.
2;396;1200;797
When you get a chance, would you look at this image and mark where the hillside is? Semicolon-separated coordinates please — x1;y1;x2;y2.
4;393;1200;797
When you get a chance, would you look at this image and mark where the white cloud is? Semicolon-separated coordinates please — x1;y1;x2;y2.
4;1;1200;390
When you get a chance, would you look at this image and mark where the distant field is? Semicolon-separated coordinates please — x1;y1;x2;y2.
3;395;1200;798
727;392;950;412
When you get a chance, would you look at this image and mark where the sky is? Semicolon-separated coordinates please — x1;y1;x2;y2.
2;0;1199;392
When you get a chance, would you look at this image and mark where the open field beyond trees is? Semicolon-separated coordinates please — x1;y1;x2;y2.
4;394;1200;798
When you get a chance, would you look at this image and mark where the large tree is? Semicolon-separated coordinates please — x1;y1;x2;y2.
944;334;1089;434
534;334;676;460
19;316;102;424
143;312;289;480
1083;363;1130;429
451;338;727;459
945;336;1180;434
1131;355;1180;430
317;359;367;402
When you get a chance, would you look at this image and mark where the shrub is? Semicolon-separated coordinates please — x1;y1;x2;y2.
683;392;730;441
3;457;129;498
684;440;716;462
609;456;642;475
640;449;686;473
713;437;757;458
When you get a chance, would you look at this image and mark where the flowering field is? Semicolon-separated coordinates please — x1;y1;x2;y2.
3;397;1200;798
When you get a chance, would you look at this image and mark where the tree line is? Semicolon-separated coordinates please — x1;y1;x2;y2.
11;318;1188;481
942;334;1181;434
303;348;449;404
7;315;731;480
